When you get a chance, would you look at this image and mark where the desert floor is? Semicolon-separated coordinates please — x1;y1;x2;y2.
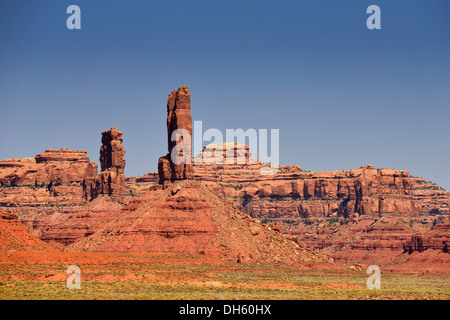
0;250;448;300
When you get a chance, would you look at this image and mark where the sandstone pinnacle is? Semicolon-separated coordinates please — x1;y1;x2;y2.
158;86;194;182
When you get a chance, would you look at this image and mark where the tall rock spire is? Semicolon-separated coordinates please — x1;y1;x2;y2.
84;127;126;200
99;127;126;173
158;86;194;182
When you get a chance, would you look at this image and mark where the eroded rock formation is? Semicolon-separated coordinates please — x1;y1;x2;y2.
124;145;450;266
69;180;324;264
84;127;126;200
0;149;98;205
403;221;449;254
411;178;450;222
0;87;447;269
35;93;326;265
40;197;123;248
158;86;194;182
191;159;422;222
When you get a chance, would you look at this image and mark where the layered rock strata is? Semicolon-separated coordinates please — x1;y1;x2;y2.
0;149;98;205
403;221;449;253
122;145;449;267
191;160;422;223
195;143;258;165
70;180;324;264
411;178;450;221
40;197;123;248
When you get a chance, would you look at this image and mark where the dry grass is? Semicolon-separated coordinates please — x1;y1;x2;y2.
0;251;448;300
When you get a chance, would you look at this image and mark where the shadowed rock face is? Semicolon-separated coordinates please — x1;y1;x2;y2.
100;127;126;172
403;222;450;254
84;127;126;200
158;86;194;182
192;161;423;221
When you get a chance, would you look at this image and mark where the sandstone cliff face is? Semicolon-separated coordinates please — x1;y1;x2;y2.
158;86;194;182
403;221;449;254
188;158;422;223
180;150;448;267
84;127;126;200
0;149;98;206
411;178;450;223
127;144;448;229
241;167;421;221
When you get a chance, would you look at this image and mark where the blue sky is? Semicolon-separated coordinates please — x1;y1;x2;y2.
1;0;449;189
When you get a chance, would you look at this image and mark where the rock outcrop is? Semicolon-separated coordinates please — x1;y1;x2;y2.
128;145;447;228
40;197;123;248
239;166;421;222
290;216;417;262
158;86;194;182
122;146;450;267
403;221;449;254
37;92;324;265
188;158;422;223
84;127;126;200
411;178;450;223
0;149;98;205
195;143;258;165
0;86;447;270
288;215;449;271
70;180;323;264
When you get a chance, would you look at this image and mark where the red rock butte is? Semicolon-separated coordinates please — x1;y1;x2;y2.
0;148;98;205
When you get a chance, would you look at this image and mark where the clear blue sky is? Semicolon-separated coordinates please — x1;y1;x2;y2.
1;0;449;189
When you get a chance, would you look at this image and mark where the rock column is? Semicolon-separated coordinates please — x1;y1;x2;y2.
84;127;126;200
158;86;194;182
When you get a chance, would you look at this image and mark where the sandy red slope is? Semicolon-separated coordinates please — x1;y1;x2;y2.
0;210;56;252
